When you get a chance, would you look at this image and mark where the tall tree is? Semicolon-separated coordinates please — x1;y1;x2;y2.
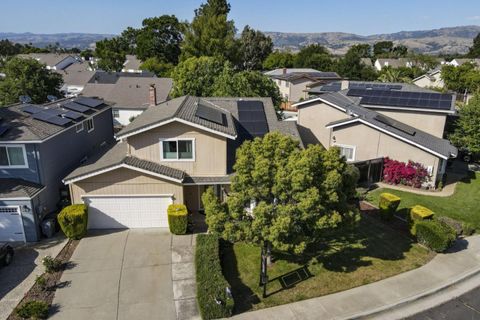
348;44;372;58
294;44;331;68
121;27;140;55
467;33;480;58
337;47;377;81
171;56;225;97
182;0;236;60
135;15;184;64
140;57;174;77
450;94;480;154
203;132;359;256
392;45;408;57
262;51;295;70
236;25;273;70
0;57;63;106
441;63;480;93
95;37;128;72
373;41;394;56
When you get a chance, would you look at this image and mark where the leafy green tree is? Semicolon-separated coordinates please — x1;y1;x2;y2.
171;56;225;97
0;39;22;57
236;25;273;70
450;95;480;154
441;63;480;93
182;0;236;60
374;41;394;56
377;66;413;83
348;44;372;58
410;53;439;70
0;57;63;105
467;33;480;58
203;132;359;256
120;26;140;55
262;51;295;70
294;44;331;68
135;15;184;64
392;45;408;57
95;37;128;71
213;68;281;107
337;47;377;81
140;57;174;77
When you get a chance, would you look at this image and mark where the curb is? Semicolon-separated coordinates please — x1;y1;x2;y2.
341;264;480;320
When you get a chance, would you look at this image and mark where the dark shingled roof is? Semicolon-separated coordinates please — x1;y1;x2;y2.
0;178;45;199
183;175;232;184
302;92;457;159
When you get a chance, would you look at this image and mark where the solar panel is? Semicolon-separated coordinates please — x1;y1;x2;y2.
41;108;64;117
195;103;225;125
374;114;416;136
0;125;10;136
63;102;92;113
62;110;84;121
75;97;104;108
21;105;44;114
32;112;72;127
237;101;269;138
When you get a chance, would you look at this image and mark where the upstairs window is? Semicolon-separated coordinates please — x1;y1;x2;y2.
160;139;195;161
112;109;120;118
0;145;27;168
85;118;94;133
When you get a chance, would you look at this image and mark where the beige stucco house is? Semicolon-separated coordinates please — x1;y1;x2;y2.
413;69;445;89
63;96;301;229
295;87;457;187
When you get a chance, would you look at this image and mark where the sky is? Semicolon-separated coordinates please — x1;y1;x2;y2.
1;0;480;35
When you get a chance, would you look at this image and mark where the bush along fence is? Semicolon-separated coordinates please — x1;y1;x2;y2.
167;203;188;235
382;157;429;188
57;204;88;240
196;234;234;319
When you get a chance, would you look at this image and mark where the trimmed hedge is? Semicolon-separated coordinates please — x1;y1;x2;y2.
57;204;88;240
378;193;401;220
415;220;456;252
196;234;234;319
409;205;434;235
167;204;188;235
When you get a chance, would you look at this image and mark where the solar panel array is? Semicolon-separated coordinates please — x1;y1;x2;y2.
349;83;403;90
21;104;44;114
0;125;10;136
374;114;416;136
75;97;104;109
237;101;269;138
346;89;453;110
195;103;225;126
63;102;92;113
319;82;342;92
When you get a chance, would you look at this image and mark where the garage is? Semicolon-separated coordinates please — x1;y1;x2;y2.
83;195;173;229
0;206;25;242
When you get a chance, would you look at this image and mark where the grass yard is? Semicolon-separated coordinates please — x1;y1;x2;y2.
366;171;480;229
222;214;434;312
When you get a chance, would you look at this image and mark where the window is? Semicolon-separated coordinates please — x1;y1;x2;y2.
335;144;356;161
0;145;27;168
75;122;84;133
112;109;120;118
85;118;94;133
160;139;194;161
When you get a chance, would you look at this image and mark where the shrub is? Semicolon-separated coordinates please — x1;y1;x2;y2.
57;204;88;240
462;222;476;236
416;220;456;252
35;275;47;290
196;234;234;319
409;205;435;235
382;157;429;188
436;216;463;236
378;193;401;220
16;300;49;319
42;256;63;274
167;204;188;235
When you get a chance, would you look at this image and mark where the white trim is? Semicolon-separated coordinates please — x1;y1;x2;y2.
85;118;95;133
0;205;27;242
75;122;84;133
0;144;29;169
183;181;231;186
115;118;237;141
333;143;356;161
363;104;455;114
326;118;450;160
81;194;174;198
293;97;351;114
63;163;183;185
159;138;196;162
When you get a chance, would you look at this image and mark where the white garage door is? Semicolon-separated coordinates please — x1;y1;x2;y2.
0;206;25;242
84;196;173;229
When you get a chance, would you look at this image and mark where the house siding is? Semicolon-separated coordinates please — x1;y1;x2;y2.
289;78;313;102
0;144;41;183
127;122;227;176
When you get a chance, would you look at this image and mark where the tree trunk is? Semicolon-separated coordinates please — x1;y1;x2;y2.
266;241;272;266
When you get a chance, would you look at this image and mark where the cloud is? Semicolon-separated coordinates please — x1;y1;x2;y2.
467;16;480;20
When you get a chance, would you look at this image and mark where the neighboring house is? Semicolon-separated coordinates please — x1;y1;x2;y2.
18;53;95;97
121;55;143;73
81;71;173;127
0;97;114;242
413;68;445;89
374;58;413;71
63;96;301;229
360;58;374;68
295;87;457;188
446;58;480;67
307;80;433;96
264;68;341;108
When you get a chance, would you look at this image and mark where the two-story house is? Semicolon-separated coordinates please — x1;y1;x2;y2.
63;96;301;229
0;97;113;242
295;82;457;188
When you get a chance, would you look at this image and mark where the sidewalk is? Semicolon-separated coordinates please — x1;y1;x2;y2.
230;235;480;320
375;181;457;197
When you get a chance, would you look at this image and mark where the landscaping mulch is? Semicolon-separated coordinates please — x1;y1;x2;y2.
7;239;79;320
359;201;413;239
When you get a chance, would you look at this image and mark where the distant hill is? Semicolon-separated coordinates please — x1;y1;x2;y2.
0;32;114;49
265;25;480;55
1;25;479;54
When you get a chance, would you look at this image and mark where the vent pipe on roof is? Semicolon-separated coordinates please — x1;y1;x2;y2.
282;68;287;75
149;84;157;107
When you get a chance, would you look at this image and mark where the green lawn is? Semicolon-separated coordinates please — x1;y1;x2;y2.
366;171;480;229
221;214;434;312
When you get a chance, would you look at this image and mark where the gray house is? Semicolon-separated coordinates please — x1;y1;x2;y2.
0;97;114;242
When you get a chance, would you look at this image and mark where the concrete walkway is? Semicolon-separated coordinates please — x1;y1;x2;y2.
230;235;480;320
375;181;457;197
0;235;67;320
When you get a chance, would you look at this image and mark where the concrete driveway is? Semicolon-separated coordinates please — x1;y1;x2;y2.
50;229;176;320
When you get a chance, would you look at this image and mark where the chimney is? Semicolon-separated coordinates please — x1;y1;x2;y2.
341;80;349;90
149;84;157;107
282;68;287;75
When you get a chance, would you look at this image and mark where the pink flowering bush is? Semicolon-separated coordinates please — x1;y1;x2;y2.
382;157;429;188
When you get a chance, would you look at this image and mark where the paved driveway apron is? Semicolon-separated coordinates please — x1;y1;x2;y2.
51;229;176;320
